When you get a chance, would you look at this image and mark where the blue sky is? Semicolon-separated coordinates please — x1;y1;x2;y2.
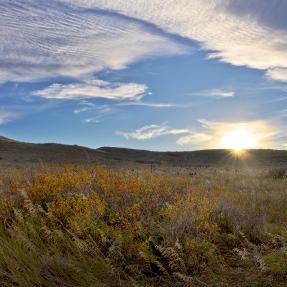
1;0;287;151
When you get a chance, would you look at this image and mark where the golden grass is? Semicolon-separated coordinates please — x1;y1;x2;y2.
0;165;286;286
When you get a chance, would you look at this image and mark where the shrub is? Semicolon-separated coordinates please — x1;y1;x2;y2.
0;166;286;286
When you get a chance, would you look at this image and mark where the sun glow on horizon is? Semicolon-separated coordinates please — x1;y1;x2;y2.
220;128;260;152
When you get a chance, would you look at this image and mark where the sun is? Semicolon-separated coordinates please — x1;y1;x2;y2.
220;128;259;152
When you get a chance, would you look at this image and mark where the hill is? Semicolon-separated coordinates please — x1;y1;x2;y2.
0;136;287;169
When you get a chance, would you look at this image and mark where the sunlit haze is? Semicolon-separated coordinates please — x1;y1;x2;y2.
221;128;260;151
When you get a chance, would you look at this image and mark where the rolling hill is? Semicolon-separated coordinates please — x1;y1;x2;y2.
1;136;287;169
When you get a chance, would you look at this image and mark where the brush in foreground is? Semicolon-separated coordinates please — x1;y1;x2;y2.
0;166;286;286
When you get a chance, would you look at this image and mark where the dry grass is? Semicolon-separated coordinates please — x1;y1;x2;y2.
0;165;286;286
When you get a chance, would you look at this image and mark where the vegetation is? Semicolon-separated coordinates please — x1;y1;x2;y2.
0;166;286;286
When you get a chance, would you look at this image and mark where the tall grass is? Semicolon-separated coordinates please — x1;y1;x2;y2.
0;166;286;286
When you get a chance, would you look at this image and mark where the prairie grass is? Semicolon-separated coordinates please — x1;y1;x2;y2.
0;165;286;286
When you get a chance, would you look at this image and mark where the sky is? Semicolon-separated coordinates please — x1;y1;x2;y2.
1;0;287;151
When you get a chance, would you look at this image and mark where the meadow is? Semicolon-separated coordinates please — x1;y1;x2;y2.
0;165;286;286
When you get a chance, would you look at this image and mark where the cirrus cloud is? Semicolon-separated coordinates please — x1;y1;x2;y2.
64;0;287;82
266;68;287;82
193;89;235;98
32;80;148;101
0;0;189;84
117;124;190;140
0;111;18;125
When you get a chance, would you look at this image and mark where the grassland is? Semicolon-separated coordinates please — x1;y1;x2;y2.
0;165;286;286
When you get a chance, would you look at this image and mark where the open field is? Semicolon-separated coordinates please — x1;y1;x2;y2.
0;165;286;286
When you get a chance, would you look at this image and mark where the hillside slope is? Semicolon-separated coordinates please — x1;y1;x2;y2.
1;136;287;169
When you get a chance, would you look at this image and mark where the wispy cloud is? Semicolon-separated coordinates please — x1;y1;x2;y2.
266;68;287;82
116;102;176;108
0;111;18;125
74;107;92;114
117;124;190;140
74;103;112;124
73;101;97;114
3;1;286;84
0;1;188;84
33;80;148;101
82;117;100;124
193;89;235;98
69;0;287;82
177;133;212;146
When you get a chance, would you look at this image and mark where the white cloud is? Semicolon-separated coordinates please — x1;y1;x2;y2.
266;68;287;82
0;0;188;83
64;0;287;82
117;102;176;108
74;107;92;114
33;80;148;101
117;124;190;140
2;0;287;86
0;111;17;125
83;117;100;124
193;89;234;98
177;133;212;146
